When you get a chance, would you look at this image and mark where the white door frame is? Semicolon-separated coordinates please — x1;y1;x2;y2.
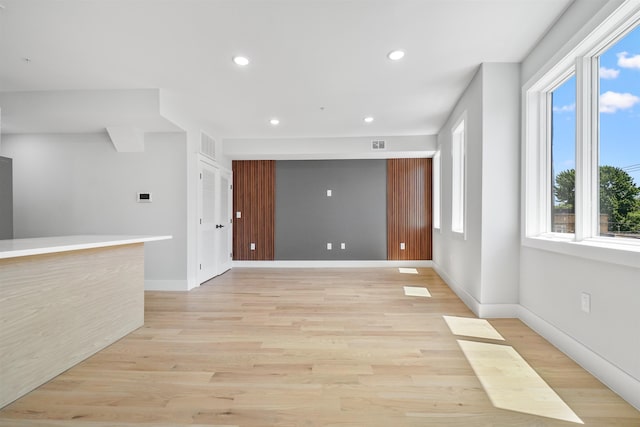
216;168;233;275
197;155;233;285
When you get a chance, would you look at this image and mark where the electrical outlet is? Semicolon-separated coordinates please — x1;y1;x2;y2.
581;292;591;313
400;242;405;250
250;243;256;251
327;189;332;197
340;243;346;250
236;211;242;218
327;243;332;250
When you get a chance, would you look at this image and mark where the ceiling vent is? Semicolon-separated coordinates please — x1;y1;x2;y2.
371;140;386;150
200;132;216;160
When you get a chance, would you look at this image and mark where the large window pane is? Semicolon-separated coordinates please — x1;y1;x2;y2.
551;75;576;233
598;24;640;237
433;151;441;229
451;119;465;234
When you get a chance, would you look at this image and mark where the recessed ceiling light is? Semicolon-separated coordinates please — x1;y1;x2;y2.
364;116;374;123
269;118;280;125
233;56;250;66
387;50;405;61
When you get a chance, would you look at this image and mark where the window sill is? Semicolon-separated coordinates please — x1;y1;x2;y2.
523;234;640;269
451;230;467;241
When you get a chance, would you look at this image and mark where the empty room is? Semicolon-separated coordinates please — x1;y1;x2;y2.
1;0;639;426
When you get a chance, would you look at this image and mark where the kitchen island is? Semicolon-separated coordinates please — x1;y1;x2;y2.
0;235;171;408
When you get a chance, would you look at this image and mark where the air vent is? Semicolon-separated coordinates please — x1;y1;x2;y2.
371;140;386;150
200;132;216;160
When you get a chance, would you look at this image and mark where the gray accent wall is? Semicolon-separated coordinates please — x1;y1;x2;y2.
0;156;13;239
275;159;386;260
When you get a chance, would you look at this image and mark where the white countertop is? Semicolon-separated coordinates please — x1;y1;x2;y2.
0;235;172;259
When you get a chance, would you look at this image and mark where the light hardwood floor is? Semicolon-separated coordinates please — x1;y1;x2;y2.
1;268;638;426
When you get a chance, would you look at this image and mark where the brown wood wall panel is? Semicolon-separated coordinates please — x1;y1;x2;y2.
387;158;432;260
232;160;275;260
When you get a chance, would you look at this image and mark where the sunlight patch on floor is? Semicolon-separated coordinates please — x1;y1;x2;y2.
398;268;418;274
443;316;505;341
403;286;431;297
457;340;583;424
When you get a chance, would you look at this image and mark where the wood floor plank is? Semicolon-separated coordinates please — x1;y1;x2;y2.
0;268;638;426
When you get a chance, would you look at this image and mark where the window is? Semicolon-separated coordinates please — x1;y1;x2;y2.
524;5;640;266
433;151;441;230
598;25;640;238
551;75;577;234
451;117;465;235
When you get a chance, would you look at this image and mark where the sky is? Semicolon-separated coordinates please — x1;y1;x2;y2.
552;24;640;187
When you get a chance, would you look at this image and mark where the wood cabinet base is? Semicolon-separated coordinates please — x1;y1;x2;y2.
0;243;144;408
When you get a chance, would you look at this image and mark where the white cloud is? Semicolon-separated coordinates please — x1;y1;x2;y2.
553;103;575;113
600;91;640;113
599;66;620;79
617;51;640;69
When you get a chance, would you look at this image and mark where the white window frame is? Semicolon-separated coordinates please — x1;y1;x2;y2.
451;114;466;237
433;150;441;230
523;3;640;268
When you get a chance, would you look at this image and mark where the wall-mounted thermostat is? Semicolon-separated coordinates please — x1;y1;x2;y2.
137;192;152;203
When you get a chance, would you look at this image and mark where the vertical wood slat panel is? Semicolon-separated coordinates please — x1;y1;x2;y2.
387;158;432;260
232;160;275;260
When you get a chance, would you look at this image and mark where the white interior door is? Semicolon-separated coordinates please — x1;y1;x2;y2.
216;170;232;275
198;160;218;284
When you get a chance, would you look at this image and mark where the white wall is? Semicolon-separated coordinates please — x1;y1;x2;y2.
520;247;640;381
434;68;484;306
1;132;188;289
434;63;520;315
519;0;640;407
480;63;521;305
223;135;436;160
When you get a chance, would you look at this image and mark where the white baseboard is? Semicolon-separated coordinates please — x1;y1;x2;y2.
433;262;640;411
477;303;521;318
144;279;188;291
432;263;481;316
518;305;640;411
233;260;434;268
432;263;520;318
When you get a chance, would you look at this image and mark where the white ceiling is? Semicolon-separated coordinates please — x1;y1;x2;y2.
0;0;572;139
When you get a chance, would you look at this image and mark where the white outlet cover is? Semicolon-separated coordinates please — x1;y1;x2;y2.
327;189;332;197
327;243;332;250
400;242;406;250
581;292;591;313
250;243;256;250
340;243;346;249
236;211;242;218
